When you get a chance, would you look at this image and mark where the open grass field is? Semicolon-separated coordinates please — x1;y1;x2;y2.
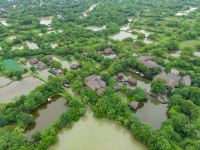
180;38;199;49
3;59;24;73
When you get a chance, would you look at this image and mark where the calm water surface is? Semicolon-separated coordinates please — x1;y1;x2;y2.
134;98;168;129
110;31;137;41
50;111;147;150
26;96;67;139
0;77;44;103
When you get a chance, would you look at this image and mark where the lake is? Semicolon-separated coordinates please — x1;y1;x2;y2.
134;98;168;129
26;96;67;139
0;77;44;103
50;111;147;150
110;31;137;41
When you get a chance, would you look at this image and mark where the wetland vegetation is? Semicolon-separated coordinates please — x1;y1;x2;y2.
0;0;200;150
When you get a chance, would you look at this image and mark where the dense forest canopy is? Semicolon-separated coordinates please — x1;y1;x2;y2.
0;0;200;150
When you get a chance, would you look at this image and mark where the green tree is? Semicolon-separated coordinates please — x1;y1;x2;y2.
151;78;166;94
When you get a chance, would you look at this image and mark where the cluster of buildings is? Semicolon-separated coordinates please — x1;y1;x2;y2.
114;73;138;91
136;55;191;88
137;56;161;69
29;57;47;71
103;48;115;55
129;101;140;110
116;56;192;110
82;51;89;57
154;71;192;88
29;56;80;76
70;63;80;70
30;56;53;69
30;57;61;75
85;75;106;95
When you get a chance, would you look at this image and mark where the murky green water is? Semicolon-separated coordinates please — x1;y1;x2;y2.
26;96;67;139
134;98;168;129
50;111;147;150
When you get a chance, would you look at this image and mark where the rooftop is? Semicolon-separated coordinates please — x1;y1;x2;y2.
37;62;47;70
29;58;39;64
104;48;114;55
137;56;160;69
85;75;106;94
70;63;80;70
130;101;140;109
154;71;181;88
182;75;192;86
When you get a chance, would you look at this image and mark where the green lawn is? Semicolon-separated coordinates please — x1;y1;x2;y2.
3;59;24;73
180;39;199;49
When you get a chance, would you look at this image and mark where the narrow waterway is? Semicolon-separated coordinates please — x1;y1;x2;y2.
26;96;67;139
